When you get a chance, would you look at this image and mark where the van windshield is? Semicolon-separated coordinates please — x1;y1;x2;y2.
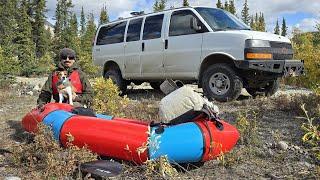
195;7;250;31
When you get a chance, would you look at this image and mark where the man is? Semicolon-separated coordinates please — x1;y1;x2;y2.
37;48;93;108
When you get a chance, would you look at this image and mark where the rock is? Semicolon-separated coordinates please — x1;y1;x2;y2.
268;149;275;156
5;177;21;180
292;145;301;150
26;91;33;96
10;83;18;88
0;109;3;112
277;141;288;151
32;84;41;92
298;161;312;169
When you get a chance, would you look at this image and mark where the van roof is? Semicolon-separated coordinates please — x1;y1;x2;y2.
101;6;218;26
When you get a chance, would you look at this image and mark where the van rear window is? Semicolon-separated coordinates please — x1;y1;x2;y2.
143;14;164;40
96;21;127;45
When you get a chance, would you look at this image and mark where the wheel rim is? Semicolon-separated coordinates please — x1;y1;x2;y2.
209;72;230;95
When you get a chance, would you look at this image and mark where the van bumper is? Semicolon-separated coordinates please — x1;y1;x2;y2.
234;60;304;77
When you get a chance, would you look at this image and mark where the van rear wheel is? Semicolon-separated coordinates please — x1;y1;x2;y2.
150;82;161;90
104;69;127;93
202;64;243;102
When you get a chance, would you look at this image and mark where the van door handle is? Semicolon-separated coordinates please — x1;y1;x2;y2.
142;42;145;52
165;39;168;49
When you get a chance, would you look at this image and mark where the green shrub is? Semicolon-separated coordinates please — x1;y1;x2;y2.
288;31;320;94
92;77;129;117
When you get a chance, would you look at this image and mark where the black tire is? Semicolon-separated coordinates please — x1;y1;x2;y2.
104;69;127;93
246;78;280;97
150;82;161;90
202;64;243;102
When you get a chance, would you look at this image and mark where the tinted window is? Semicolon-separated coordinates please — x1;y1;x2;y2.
143;14;164;40
169;10;203;36
126;18;143;42
96;21;127;45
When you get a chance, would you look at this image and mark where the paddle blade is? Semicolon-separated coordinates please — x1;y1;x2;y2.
80;160;122;178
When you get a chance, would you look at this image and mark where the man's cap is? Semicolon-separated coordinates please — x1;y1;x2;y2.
60;48;76;60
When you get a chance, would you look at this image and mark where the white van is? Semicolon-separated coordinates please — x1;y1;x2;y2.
92;7;304;102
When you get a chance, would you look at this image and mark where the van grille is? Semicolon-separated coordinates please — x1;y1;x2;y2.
270;41;293;60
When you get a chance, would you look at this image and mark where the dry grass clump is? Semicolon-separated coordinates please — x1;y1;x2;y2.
144;156;178;179
236;111;260;145
10;123;97;179
301;104;320;160
274;94;320;116
123;99;160;122
218;111;261;167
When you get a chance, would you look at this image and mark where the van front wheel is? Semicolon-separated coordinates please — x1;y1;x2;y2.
104;69;127;93
202;64;243;102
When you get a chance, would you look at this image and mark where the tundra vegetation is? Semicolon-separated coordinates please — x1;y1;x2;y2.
0;0;319;179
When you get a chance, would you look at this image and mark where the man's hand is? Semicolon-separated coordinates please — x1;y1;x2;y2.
73;94;78;101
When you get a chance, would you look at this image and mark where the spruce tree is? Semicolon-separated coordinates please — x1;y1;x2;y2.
80;6;86;36
66;13;80;53
82;13;96;54
0;0;18;58
224;1;229;12
281;17;287;36
153;0;166;12
183;0;189;6
53;0;73;63
78;13;97;76
32;0;48;58
216;0;223;9
250;15;254;30
228;0;236;15
274;19;280;35
258;13;265;32
241;0;250;25
16;0;36;76
253;13;259;31
99;5;109;25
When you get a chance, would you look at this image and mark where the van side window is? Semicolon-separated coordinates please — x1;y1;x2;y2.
169;10;205;36
126;18;143;42
143;14;164;40
96;21;127;45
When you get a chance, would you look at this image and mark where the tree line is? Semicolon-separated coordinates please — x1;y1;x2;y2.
0;0;109;78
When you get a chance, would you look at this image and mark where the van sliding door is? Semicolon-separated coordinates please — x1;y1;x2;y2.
124;18;143;78
140;14;165;79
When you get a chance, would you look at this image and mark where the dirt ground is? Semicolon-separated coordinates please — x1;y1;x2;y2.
0;81;319;179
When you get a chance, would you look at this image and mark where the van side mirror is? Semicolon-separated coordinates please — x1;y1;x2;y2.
190;17;202;32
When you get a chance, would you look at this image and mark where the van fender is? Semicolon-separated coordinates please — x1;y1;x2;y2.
198;52;236;81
